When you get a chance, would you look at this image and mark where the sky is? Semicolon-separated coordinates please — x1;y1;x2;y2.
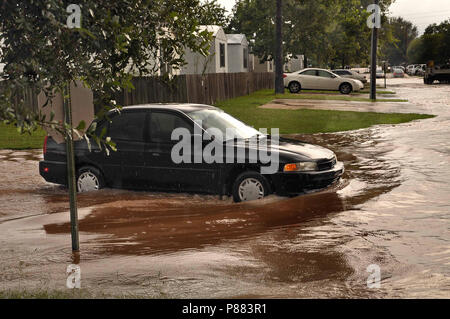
218;0;450;35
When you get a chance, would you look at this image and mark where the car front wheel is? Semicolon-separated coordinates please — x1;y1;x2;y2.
232;171;269;203
77;166;104;192
288;81;301;93
339;83;352;94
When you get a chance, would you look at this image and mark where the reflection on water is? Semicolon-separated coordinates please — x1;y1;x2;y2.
0;79;449;298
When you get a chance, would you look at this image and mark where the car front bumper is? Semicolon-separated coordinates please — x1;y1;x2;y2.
270;161;344;195
39;160;67;185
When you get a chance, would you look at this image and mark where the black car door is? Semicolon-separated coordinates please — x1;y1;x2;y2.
105;109;147;189
143;110;218;193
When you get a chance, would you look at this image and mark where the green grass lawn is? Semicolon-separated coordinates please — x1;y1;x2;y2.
277;89;406;102
0;89;432;149
358;89;396;94
0;123;46;149
282;93;406;102
215;89;433;134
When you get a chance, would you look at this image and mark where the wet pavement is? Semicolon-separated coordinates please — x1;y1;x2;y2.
0;78;449;298
260;98;418;114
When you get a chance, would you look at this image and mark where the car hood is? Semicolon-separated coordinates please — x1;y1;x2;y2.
274;137;335;160
240;137;335;161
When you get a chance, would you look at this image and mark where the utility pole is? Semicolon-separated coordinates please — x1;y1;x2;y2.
370;0;379;100
274;0;284;94
64;83;80;252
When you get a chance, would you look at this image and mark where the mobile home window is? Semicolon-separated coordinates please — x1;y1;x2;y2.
243;48;248;69
220;43;225;68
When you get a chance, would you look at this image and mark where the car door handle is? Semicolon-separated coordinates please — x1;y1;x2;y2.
152;153;160;157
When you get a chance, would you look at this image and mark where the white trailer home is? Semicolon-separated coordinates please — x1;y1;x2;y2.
180;25;228;75
249;54;274;73
226;34;249;73
284;54;305;72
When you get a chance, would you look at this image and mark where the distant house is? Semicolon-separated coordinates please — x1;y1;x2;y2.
284;54;305;72
226;34;249;73
180;25;228;75
249;54;274;73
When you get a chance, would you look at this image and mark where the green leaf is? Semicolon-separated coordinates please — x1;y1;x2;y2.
75;120;86;131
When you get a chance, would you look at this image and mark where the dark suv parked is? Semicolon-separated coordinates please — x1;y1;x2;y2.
40;104;344;202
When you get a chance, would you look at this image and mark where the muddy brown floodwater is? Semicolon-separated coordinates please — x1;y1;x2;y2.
0;78;449;298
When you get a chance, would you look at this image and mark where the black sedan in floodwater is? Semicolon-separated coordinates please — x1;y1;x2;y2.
39;104;344;202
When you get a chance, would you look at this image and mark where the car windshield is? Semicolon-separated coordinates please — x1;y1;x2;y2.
187;109;263;141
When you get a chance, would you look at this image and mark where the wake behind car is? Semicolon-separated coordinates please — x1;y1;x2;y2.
40;104;344;202
283;68;364;94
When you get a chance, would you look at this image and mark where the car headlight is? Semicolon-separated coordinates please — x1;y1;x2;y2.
283;162;318;172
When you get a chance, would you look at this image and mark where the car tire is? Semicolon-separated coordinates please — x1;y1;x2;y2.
76;166;104;192
288;81;301;94
232;171;270;203
339;83;352;94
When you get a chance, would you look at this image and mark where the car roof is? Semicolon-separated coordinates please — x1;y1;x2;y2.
300;68;332;72
118;103;219;113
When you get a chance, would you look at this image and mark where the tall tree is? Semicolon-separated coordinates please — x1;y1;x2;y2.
421;20;450;65
382;17;418;65
274;0;284;94
227;0;338;65
227;0;395;68
195;0;230;27
406;20;450;65
0;0;212;251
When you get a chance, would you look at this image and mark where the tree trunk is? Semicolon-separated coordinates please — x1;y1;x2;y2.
274;0;284;94
370;0;379;100
64;83;80;252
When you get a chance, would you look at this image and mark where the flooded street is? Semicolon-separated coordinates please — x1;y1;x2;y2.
0;78;449;298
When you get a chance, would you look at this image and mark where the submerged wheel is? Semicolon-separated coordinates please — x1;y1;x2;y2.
232;171;270;203
76;166;104;192
288;81;301;93
339;83;353;94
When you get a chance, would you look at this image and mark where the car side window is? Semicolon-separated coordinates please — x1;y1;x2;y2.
109;111;146;141
150;112;193;143
318;70;333;78
300;70;317;76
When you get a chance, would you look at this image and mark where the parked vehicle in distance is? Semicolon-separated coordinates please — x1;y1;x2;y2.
406;64;426;75
376;70;385;78
332;69;367;84
393;68;405;78
424;64;450;84
39;105;344;202
406;64;416;75
393;66;405;72
416;64;426;76
283;68;364;94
